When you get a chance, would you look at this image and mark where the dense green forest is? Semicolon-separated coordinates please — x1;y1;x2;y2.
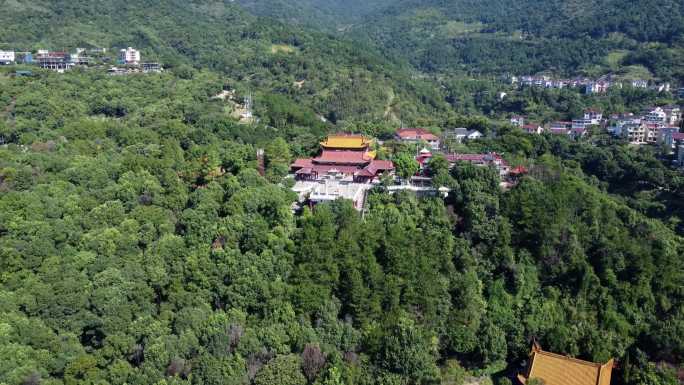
355;0;684;80
235;0;684;81
1;1;684;384
1;68;683;385
0;0;451;125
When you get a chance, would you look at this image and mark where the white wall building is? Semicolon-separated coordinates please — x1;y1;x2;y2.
510;115;525;127
119;47;141;65
643;107;667;126
662;106;681;125
583;109;603;125
0;51;15;65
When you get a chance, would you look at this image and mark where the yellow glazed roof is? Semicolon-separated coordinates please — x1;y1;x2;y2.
321;135;371;149
522;348;613;385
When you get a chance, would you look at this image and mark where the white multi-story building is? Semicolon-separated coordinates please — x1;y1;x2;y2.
586;81;610;94
0;51;15;65
643;107;667;126
118;47;141;65
572;119;592;131
619;123;648;144
609;115;641;136
632;79;648;88
583;109;603;125
622;123;660;144
661;105;681;125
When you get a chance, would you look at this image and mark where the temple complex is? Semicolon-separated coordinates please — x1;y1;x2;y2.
291;133;394;182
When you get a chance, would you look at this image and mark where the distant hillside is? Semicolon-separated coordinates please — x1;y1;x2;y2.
225;0;684;81
234;0;395;30
350;0;684;81
0;0;452;125
365;0;684;43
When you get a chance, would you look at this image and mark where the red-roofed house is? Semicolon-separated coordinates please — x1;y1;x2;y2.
445;152;510;177
549;121;572;135
396;128;440;150
36;51;72;71
510;165;528;175
416;148;433;167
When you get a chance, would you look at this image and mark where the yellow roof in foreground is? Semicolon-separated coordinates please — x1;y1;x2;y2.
321;135;371;149
521;347;613;385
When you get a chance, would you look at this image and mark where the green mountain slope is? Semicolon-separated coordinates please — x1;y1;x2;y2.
234;0;395;30
349;0;684;80
223;0;684;81
1;70;683;385
0;0;450;125
0;1;683;385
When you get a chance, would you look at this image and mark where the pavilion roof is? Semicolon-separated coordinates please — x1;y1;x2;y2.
314;150;373;165
320;134;371;149
518;344;613;385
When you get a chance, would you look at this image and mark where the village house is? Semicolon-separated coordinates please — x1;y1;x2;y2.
658;127;681;149
445;152;510;177
672;133;684;166
642;107;668;126
661;105;681;125
522;124;544;134
583;109;603;125
415;149;513;181
36;51;72;72
510;115;525;127
618;123;646;143
632;79;648;88
609;112;639;123
14;52;32;64
443;127;483;144
571;119;590;131
652;83;671;93
70;49;92;66
608;114;641;136
142;62;163;73
568;108;603;134
549;121;572;135
395;128;440;150
0;51;15;65
622;123;661;144
118;47;141;65
585;80;610;94
517;343;613;385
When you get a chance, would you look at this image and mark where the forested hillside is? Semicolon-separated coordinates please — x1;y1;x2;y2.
238;0;684;81
1;70;683;385
0;1;683;385
234;0;394;30
0;0;448;125
351;0;684;80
